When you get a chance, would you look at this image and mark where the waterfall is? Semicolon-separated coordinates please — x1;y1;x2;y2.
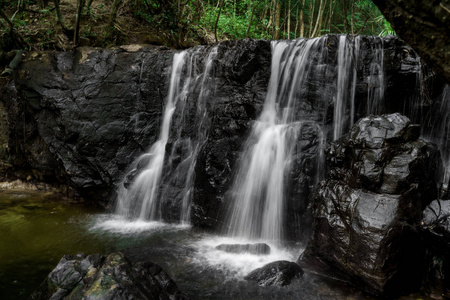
425;85;450;190
114;52;188;221
333;36;359;140
226;38;327;242
115;46;217;222
333;36;385;140
162;46;219;224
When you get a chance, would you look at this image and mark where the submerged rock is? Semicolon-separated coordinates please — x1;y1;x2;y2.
31;252;188;300
245;261;304;286
300;113;443;296
215;243;271;255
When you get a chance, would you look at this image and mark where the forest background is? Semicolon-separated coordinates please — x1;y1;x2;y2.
0;0;395;52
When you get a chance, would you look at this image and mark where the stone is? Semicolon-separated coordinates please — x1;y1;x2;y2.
423;199;450;232
300;113;443;296
30;252;189;300
245;261;304;286
421;200;450;297
372;0;450;84
215;243;271;255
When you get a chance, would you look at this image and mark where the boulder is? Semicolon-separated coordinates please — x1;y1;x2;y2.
300;113;443;296
30;252;188;300
421;200;450;297
244;261;304;286
215;243;271;255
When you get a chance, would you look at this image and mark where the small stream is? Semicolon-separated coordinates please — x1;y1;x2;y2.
0;191;377;300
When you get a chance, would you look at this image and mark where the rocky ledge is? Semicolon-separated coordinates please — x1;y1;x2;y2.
299;113;443;296
31;252;188;300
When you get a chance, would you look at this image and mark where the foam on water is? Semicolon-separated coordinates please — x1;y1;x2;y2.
91;215;190;235
192;236;300;279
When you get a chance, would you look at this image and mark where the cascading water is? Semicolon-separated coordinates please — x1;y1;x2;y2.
332;36;385;140
226;38;327;242
114;52;187;221
425;85;450;190
366;37;385;115
115;46;218;222
333;35;359;140
160;46;218;223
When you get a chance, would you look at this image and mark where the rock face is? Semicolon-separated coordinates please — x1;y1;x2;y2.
300;113;443;296
373;0;450;84
3;46;171;203
215;243;271;255
31;252;188;300
245;261;304;286
0;36;447;235
422;200;450;297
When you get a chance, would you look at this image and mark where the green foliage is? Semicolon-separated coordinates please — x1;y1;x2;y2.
376;15;396;36
136;0;396;44
0;0;397;51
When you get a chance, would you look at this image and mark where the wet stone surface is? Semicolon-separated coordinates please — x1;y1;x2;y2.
215;243;271;255
31;252;189;300
300;113;443;297
245;260;304;287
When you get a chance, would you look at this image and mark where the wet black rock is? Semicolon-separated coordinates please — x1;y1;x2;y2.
190;39;271;230
300;113;443;296
31;252;188;300
423;200;450;232
0;36;445;232
215;243;271;255
245;261;304;286
421;200;450;297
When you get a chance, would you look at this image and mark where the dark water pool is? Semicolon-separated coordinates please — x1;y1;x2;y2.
0;191;165;299
0;190;384;300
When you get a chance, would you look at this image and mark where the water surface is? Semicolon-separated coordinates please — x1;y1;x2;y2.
1;190;376;300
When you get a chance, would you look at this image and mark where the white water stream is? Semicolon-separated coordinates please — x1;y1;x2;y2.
115;46;218;223
226;38;326;242
115;52;188;221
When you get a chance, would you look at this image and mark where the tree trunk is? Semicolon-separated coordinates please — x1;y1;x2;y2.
274;1;281;39
0;7;15;34
287;0;291;38
308;0;315;37
311;0;325;37
54;0;74;38
266;0;274;34
0;7;27;48
326;0;335;33
342;0;350;34
214;0;225;42
350;0;355;35
1;50;24;76
246;1;258;37
299;0;305;37
73;0;85;45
